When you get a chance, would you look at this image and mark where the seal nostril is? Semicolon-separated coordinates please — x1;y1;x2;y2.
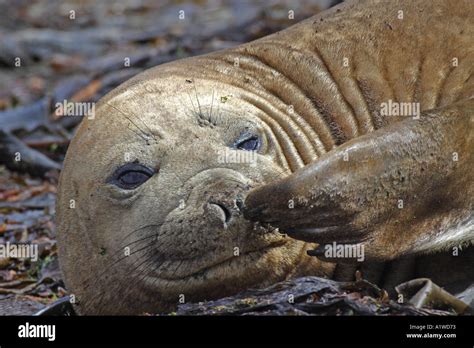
209;202;232;223
235;197;244;212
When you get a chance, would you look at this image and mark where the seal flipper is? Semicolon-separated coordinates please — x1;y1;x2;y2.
243;99;474;260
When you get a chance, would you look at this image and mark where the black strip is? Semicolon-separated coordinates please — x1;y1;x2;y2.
0;315;472;346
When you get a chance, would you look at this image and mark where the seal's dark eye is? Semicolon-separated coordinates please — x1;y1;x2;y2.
234;134;260;151
109;163;155;190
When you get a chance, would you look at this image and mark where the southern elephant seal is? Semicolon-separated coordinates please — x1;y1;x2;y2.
57;0;474;314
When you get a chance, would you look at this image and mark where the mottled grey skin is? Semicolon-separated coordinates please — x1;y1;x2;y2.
57;0;474;314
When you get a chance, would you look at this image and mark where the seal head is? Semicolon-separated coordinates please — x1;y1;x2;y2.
56;59;331;314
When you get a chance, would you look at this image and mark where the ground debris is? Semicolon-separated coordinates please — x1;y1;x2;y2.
177;276;454;316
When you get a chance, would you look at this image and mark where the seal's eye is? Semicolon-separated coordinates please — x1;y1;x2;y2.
109;163;155;190
233;134;260;151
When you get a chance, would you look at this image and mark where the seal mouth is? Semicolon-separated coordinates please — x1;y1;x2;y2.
150;239;288;282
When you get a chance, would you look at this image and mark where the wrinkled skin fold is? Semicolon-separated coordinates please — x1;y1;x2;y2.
243;100;474;261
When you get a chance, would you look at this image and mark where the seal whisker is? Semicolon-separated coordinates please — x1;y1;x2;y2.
209;88;215;125
87;228;171;292
216;93;221;124
87;242;156;286
126;124;150;143
167;259;185;279
100;238;175;312
79;238;168;314
128;89;162;141
106;102;154;144
79;232;161;290
120;234;159;248
185;90;200;121
119;223;164;244
77;242;157;314
91;248;159;313
178;95;205;128
193;83;204;120
116;254;162;311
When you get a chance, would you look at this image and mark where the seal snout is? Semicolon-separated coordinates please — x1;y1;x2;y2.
240;185;275;223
